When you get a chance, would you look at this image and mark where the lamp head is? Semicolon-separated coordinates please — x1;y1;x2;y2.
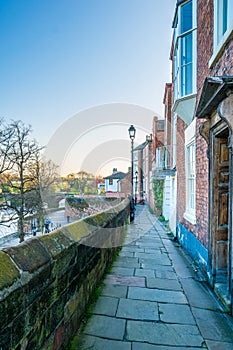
128;124;136;140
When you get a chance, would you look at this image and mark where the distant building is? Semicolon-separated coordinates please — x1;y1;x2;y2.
117;169;131;196
104;168;127;193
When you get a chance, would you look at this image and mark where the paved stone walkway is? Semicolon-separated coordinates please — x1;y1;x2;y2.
72;205;233;349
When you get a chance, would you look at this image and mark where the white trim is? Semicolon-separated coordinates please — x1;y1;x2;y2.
184;211;196;224
173;0;197;101
209;24;233;67
185;118;196;144
210;0;233;68
184;119;196;224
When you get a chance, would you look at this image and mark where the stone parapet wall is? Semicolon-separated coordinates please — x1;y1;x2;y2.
0;198;130;350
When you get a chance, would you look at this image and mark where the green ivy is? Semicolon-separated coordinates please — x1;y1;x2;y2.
153;179;164;212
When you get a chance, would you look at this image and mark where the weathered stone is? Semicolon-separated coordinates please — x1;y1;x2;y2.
65;219;92;241
105;274;145;287
135;268;155;278
0;199;130;349
158;303;196;324
128;286;188;304
102;284;128;298
83;315;126;340
146;277;182;291
126;321;203;346
192;308;233;342
3;238;51;273
23;264;52;306
39;230;74;258
0;251;20;290
77;335;131;350
11;312;26;348
0;286;24;329
92;296;119;316
0;325;11;349
117;298;159;320
51;245;76;278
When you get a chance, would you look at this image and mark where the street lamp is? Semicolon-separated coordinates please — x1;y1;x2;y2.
128;124;136;221
135;170;138;204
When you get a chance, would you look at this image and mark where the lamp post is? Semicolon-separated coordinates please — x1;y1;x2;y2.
135;170;138;205
128;124;136;221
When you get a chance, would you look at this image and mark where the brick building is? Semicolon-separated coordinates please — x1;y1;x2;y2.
195;0;233;309
134;117;164;208
163;0;233;311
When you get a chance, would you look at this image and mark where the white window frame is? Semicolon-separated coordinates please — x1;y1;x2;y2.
210;0;233;67
172;114;177;169
184;119;196;224
173;0;197;101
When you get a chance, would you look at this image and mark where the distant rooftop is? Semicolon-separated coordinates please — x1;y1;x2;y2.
133;141;148;151
104;172;127;180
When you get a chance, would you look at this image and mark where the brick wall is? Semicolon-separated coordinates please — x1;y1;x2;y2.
195;122;209;246
193;0;213;247
196;0;213;104
211;39;233;76
0;199;130;350
195;0;233;248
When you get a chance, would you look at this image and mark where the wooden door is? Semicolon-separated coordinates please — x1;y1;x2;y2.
214;135;229;281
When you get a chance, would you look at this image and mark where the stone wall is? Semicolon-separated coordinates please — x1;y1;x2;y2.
0;198;130;350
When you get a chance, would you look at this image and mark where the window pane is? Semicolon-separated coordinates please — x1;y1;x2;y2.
222;0;228;34
181;63;193;96
181;1;193;34
217;0;228;43
181;33;193;96
181;33;193;64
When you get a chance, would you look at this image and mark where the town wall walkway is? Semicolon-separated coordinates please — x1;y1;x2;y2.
71;205;233;350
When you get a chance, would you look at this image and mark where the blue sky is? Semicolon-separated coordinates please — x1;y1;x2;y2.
0;0;175;175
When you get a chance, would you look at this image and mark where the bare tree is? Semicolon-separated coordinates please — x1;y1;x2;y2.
0;120;43;242
28;156;59;230
0;118;15;175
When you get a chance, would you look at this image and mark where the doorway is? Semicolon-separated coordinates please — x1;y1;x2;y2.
211;125;231;290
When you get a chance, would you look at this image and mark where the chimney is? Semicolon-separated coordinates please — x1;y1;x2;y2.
112;168;117;174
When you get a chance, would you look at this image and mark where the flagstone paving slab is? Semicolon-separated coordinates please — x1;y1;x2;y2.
158;303;196;324
70;206;233;350
116;298;159;320
154;269;177;279
180;277;221;310
105;274;145;287
132;344;204;350
126;321;204;347
128;286;188;304
146;277;182;290
112;260;140;268
91;296;118;316
135;268;155;278
78;336;131;350
191;308;233;342
83;315;125;340
121;246;144;253
110;267;135;276
101;284;127;298
205;340;233;350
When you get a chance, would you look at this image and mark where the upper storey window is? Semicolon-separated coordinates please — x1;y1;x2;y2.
173;0;197;101
181;0;193;33
211;0;233;65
